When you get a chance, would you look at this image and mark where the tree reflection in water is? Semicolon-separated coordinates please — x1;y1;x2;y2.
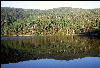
1;36;100;64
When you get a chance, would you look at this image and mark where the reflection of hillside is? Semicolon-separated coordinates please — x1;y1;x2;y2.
1;36;100;64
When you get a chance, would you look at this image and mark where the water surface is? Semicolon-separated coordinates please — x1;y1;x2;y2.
1;36;100;68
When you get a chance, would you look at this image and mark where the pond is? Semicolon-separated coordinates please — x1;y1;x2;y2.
1;36;100;68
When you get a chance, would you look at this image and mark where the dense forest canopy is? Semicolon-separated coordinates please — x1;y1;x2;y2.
1;7;100;36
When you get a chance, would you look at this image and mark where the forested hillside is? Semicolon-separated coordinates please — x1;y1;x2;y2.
1;7;100;36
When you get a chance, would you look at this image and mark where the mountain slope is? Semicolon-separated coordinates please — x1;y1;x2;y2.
1;7;100;36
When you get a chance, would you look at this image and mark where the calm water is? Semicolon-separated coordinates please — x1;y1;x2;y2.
1;36;100;68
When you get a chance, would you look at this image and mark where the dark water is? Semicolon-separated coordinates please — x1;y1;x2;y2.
1;36;100;68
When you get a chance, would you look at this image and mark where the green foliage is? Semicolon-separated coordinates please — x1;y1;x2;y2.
1;7;100;36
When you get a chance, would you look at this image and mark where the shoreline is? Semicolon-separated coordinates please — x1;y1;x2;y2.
1;34;99;37
1;34;51;37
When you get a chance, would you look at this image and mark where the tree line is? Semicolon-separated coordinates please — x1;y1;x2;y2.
1;7;100;36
